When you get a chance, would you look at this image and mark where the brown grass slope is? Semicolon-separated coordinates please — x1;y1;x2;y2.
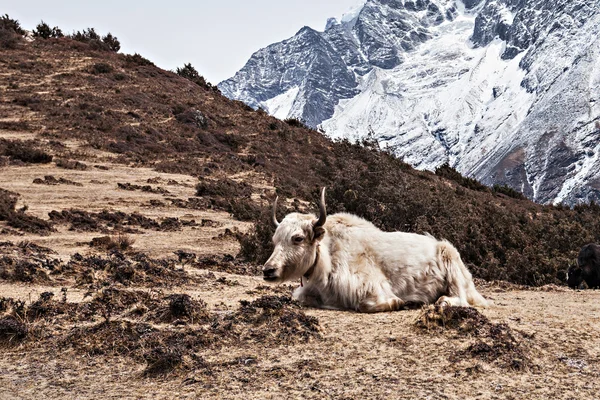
2;34;600;286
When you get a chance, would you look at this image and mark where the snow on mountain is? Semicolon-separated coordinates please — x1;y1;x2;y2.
263;86;300;120
340;0;367;23
219;0;600;206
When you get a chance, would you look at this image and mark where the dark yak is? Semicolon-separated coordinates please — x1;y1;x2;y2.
567;243;600;289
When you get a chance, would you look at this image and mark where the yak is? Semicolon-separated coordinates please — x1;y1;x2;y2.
262;188;488;312
567;243;600;289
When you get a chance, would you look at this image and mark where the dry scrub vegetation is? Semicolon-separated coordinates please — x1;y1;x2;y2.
1;19;600;399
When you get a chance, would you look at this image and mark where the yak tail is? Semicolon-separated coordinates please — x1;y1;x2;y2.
437;241;489;307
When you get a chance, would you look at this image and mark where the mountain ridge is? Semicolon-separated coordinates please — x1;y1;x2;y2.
220;0;600;206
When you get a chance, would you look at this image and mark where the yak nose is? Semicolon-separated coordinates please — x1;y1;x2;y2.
262;264;278;281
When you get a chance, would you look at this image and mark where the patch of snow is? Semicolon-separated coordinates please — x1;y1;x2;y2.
341;0;367;23
322;11;534;173
262;87;300;120
221;0;600;205
498;4;515;24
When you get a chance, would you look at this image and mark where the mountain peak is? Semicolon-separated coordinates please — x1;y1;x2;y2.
219;0;600;206
325;17;340;31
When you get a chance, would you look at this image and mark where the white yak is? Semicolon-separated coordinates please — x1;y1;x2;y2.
262;188;488;312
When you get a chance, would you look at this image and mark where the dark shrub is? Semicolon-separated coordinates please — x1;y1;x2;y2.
493;184;526;200
0;14;24;35
0;189;54;235
0;139;53;164
0;26;19;49
143;347;183;376
33;21;64;39
123;53;154;67
0;317;28;344
0;15;23;49
435;163;489;192
90;234;135;251
176;63;216;90
0;189;18;220
102;33;120;52
195;178;252;198
284;118;308;128
227;199;262;222
71;27;100;42
0;121;29;131
175;109;207;128
12;95;41;109
55;158;87;170
90;62;113;74
70;28;118;52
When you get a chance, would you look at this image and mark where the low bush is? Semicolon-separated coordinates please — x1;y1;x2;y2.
284;118;308;128
123;53;154;67
175;63;217;91
71;27;100;42
175;109;207;128
69;28;120;52
0;24;19;49
493;184;526;200
435;163;488;192
0;121;29;131
90;62;113;74
195;178;252;198
101;33;120;52
0;139;53;164
0;189;54;235
32;21;64;39
0;14;24;35
90;234;135;251
55;158;87;170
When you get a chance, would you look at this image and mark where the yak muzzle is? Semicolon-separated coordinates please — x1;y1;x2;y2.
262;266;279;282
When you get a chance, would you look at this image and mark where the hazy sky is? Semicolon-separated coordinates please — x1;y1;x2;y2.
4;0;361;84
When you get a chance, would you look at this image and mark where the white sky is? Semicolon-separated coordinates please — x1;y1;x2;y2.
3;0;361;84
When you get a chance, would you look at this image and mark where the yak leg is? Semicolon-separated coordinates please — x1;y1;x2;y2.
293;286;326;309
438;244;470;307
436;278;469;307
436;295;468;307
358;296;405;313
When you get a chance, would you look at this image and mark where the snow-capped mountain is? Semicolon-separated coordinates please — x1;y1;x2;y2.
219;0;600;206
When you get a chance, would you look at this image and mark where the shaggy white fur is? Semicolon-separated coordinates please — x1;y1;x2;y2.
263;202;488;313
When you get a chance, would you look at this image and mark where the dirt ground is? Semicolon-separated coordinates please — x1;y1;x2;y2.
1;280;599;399
1;135;600;400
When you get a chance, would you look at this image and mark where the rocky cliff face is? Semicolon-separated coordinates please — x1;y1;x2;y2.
219;0;458;127
219;0;600;205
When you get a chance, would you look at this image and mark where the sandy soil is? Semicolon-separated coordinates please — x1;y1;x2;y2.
0;159;250;260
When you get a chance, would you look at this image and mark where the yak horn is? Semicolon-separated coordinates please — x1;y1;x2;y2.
314;187;327;228
272;196;280;227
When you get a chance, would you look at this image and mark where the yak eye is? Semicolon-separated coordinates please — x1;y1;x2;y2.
292;235;304;244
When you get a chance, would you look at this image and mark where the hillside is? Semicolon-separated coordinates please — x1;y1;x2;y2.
2;31;600;285
1;21;600;399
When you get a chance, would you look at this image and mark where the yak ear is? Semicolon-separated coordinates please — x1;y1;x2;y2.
313;226;326;241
